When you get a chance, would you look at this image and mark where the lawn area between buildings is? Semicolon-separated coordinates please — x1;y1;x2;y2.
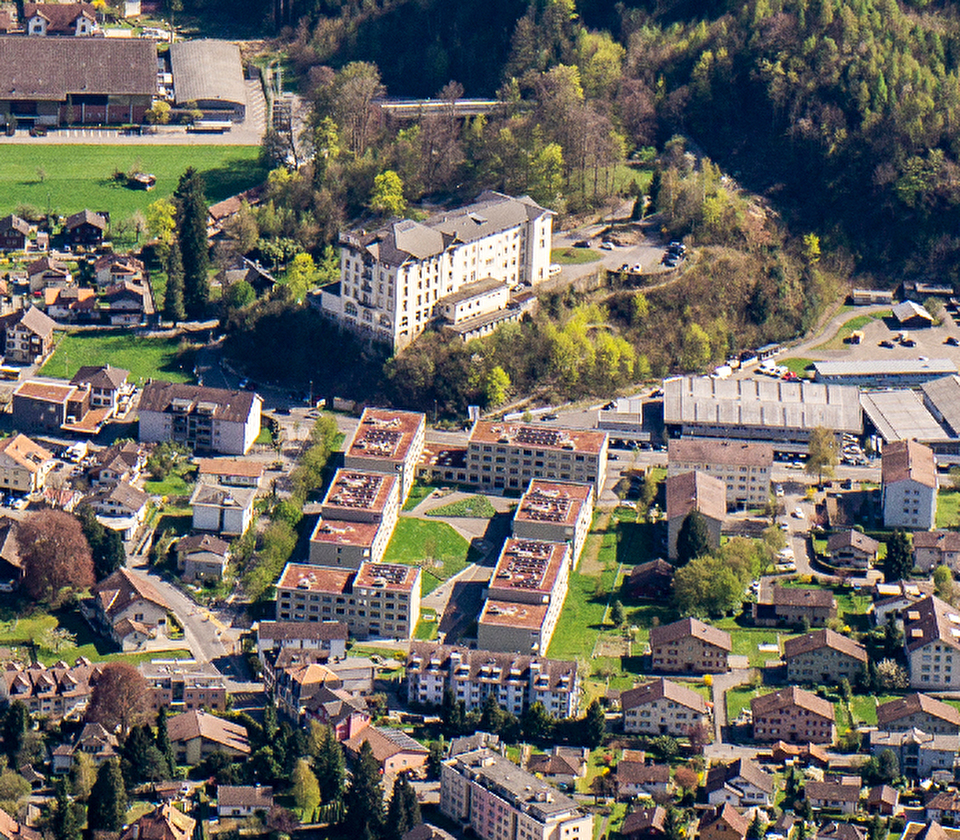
382;518;478;596
425;495;496;519
814;311;892;351
551;247;602;265
40;331;195;385
779;357;817;377
938;489;960;528
0;145;265;229
713;618;799;667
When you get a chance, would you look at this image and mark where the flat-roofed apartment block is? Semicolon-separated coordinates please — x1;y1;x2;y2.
441;748;593;840
512;480;594;569
663;376;861;455
621;677;712;737
343;407;425;501
478;539;570;654
667;439;773;509
649;617;732;674
275;561;420;640
309;469;399;568
319;191;553;351
904;595;960;690
467;421;608;498
406;643;581;718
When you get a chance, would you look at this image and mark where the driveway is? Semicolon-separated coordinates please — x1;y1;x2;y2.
711;668;755;744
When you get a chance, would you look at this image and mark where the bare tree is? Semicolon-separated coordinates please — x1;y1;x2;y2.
20;510;94;607
87;662;151;736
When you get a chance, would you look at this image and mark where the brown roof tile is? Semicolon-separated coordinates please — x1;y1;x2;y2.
751;686;834;721
876;692;960;727
649;617;732;652
782;629;868;664
666;470;726;522
882;439;937;489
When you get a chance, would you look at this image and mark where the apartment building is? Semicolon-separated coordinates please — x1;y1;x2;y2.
0;658;101;720
783;629;868;684
904;595;960;690
871;730;960;779
139;660;227;713
319;191;553;351
876;693;960;735
343;407;425;501
665;471;725;561
512;480;594;569
138;381;262;456
649;617;732;674
621;677;712;738
0;433;53;494
466;421;608;498
882;439;938;530
477;539;570;654
751;686;837;744
914;531;960;573
275;562;420;639
406;643;581;719
667;439;773;509
752;585;838;628
308;469;400;568
441;748;593;840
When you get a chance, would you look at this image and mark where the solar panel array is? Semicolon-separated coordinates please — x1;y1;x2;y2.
520;489;572;523
327;471;385;510
494;540;555;590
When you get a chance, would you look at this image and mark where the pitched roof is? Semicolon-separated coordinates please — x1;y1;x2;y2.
901;824;960;840
699;804;748;838
0;807;40;840
913;530;960;552
904;595;960;653
91;568;170;618
119;804;195;840
705;758;775;796
0;216;29;237
177;533;230;558
622;807;666;837
65;209;107;232
71;364;129;390
805;778;861;803
24;4;96;32
621;677;710;715
867;785;898;807
751;686;834;721
649;616;732;652
616;761;670;785
527;753;580;777
217;785;274;809
668;438;774;468
167;39;247;108
817;823;866;840
139;380;258;424
196;457;265;479
882;439;938;488
768;585;837;609
167;710;250;753
876;692;960;727
25;256;67;277
665;470;726;522
257;620;348;642
0;434;51;474
343;725;428;765
827;529;880;555
99;480;148;512
782;629;868;664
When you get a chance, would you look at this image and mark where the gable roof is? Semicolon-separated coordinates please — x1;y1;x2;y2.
751;686;834;720
167;710;250;753
177;533;230;558
91;568;170;618
913;530;960;553
616;761;670;785
0;434;51;474
343;725;428;765
217;785;274;809
827;529;880;555
168;39;246;108
119;804;195;840
0;216;29;237
71;364;129;390
24;3;95;32
705;758;775;796
665;470;726;522
768;585;837;609
700;804;748;838
876;692;960;727
65;209;107;232
527;753;580;777
621;677;710;715
257;620;348;643
805;778;861;803
649;616;732;652
782;629;868;664
139;380;258;424
882;439;938;488
904;595;960;653
622;807;666;837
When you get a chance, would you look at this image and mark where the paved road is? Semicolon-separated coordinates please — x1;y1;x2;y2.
711;668;754;743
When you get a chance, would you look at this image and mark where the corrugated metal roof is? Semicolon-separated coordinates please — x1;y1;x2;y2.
169;39;246;108
860;389;951;443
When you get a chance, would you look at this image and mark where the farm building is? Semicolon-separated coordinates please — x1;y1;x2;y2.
168;39;246;121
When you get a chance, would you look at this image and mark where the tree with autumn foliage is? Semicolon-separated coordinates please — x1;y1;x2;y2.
19;510;94;607
86;662;151;736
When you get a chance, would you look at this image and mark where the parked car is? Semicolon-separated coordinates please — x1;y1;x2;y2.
792;507;804;519
573;240;590;248
600;240;614;250
879;340;894;348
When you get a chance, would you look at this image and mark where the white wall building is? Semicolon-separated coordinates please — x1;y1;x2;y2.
882;439;938;530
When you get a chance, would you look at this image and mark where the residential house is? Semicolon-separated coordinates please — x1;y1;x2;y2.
405;643;580;719
876;693;960;734
895;824;960;840
441;748;593;840
817;824;866;840
167;709;250;766
882;439;938;530
649;617;732;674
0;808;41;840
101;281;154;325
0;216;29;251
189;482;256;536
177;534;230;582
0;433;53;494
118;805;194;840
140;660;227;713
24;3;98;35
266;650;374;696
626;559;674;600
45;287;96;323
752;585;838;628
87;441;145;488
872;580;934;627
300;681;370;740
217;255;275;297
621;807;667;840
91;480;148;539
51;722;118;774
665;470;725;561
11;379;91;432
705;759;775;808
866;785;899;816
87;568;170;650
698;804;749;840
621;677;712;738
343;725;429;775
272;661;353;722
926;792;960;825
914;531;960;573
667;439;773;509
527;747;588;789
196;458;264;488
782;629;869;684
512;479;594;568
804;777;862;814
138;381;262;456
615;761;671;800
70;365;132;418
826;530;880;569
94;254;144;287
770;741;830;767
25;257;71;292
751;686;837;744
257;621;348;669
0;658;101;721
903;596;960;689
64;209;107;247
217;786;274;819
1;307;56;363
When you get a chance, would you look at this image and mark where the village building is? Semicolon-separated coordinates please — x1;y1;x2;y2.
882;439;938;530
665;470;725;560
167;710;250;766
649;617;732;674
667;439;773;508
621;677;712;738
782;629;869;684
751;686;837;744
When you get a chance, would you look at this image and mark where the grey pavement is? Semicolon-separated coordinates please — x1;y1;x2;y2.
711;668;754;744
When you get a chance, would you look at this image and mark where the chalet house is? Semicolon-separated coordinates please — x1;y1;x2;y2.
649;617;731;674
804;777;862;814
752;584;837;628
70;365;132;418
90;480;148;535
189;482;256;536
626;559;674;600
0;216;29;251
698;804;748;840
882;439;938;530
526;747;588;789
621;807;667;840
0;658;101;721
119;805;195;840
1;307;56;363
827;530;880;569
343;725;428;775
94;254;144;287
177;534;230;583
914;530;960;573
903;595;960;690
925;791;960;825
101;281;154;325
167;710;250;766
51;722;118;774
876;692;960;735
751;686;836;744
782;629;869;684
665;470;724;560
0;433;53;494
45;287;96;322
621;677;712;738
64;210;107;247
615;761;671;800
218;255;275;297
705;758;775;808
87;440;145;488
866;785;899;816
217;786;274;819
86;568;170;650
24;3;98;35
26;257;71;291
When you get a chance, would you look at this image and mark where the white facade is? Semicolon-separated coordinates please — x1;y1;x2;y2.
883;478;937;530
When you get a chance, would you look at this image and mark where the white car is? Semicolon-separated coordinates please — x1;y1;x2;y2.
775;484;784;497
792;507;804;519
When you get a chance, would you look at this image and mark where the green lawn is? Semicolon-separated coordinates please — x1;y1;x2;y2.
848;693;898;725
779;357;817;376
382;518;477;595
938;490;960;528
143;466;196;497
815;311;892;351
0;145;266;230
712;619;798;667
40;332;195;386
726;686;765;723
425;495;496;519
547;564;619;661
402;483;436;511
551;247;602;265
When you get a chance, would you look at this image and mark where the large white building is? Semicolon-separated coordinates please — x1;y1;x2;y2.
667;439;773;509
441;748;593;840
882;439;938;530
318;191;553;350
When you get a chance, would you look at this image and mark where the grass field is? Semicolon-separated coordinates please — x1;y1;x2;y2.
779;357;817;376
425;495;496;519
938;489;960;528
382;518;477;595
713;619;799;667
402;483;436;512
0;145;265;227
40;332;195;385
815;311;892;351
551;247;602;265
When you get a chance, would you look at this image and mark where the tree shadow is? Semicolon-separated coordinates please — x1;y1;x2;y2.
198;157;269;205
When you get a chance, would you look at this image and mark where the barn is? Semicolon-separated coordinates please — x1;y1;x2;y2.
168;39;246;122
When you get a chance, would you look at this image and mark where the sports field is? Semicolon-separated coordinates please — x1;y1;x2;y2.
0;145;265;222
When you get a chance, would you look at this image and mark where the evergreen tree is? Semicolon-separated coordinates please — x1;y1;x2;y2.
121;724;166;786
479;693;504;733
385;775;421;840
676;510;712;566
315;725;346;805
663;806;684;840
173;167;209;319
884;530;913;582
747;813;766;840
87;760;127;833
164;238;186;322
156;706;176;776
610;600;626;626
76;505;124;581
52;777;82;840
345;740;384;839
583;699;606;748
869;816;888;840
2;700;28;764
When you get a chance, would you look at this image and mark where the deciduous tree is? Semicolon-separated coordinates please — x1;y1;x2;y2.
19;510;94;607
291;758;321;816
806;427;839;484
86;662;151;737
370;170;406;217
